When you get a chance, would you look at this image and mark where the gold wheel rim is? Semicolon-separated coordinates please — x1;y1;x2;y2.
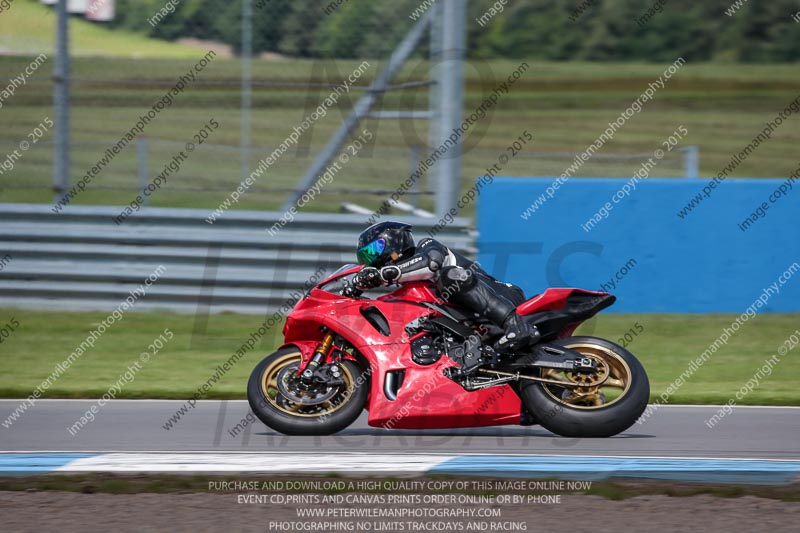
260;352;355;418
540;343;632;410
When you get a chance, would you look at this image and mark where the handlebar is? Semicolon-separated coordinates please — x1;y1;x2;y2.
339;280;363;298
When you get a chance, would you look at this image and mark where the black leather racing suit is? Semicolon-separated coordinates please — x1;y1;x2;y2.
355;238;536;350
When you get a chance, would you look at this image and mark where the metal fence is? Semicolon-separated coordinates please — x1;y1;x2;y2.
4;0;466;211
0;136;698;208
0;0;700;218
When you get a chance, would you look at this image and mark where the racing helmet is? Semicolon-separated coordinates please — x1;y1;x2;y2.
356;221;415;268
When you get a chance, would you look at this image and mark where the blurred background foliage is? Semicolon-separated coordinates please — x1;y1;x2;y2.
108;0;800;62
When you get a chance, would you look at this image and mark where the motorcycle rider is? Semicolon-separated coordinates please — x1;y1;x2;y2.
351;221;540;351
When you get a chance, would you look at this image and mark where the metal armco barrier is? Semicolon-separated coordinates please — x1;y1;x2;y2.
0;204;473;314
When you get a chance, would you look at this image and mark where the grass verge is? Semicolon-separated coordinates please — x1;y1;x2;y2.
0;308;797;404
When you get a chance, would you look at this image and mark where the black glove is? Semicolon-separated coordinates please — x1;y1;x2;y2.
353;266;383;290
494;313;540;352
340;281;361;298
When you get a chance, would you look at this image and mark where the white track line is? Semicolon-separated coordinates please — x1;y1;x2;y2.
55;453;458;473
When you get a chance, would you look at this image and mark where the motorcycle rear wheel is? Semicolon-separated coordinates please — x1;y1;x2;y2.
518;336;649;438
247;347;368;436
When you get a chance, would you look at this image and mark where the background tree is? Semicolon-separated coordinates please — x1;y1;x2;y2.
107;0;800;63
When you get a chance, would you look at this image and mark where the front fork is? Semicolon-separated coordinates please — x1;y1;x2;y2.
299;329;344;385
301;330;334;378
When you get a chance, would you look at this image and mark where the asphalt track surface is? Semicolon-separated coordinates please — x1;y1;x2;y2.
2;400;798;460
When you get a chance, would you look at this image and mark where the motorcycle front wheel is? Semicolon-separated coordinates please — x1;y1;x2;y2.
519;336;650;438
247;347;369;436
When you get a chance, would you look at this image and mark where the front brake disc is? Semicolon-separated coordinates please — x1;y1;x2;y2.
276;364;338;405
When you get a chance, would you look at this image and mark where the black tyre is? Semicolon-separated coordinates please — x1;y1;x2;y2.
247;347;369;436
519;336;649;438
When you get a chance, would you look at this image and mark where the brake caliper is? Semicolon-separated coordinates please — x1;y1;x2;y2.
302;362;346;387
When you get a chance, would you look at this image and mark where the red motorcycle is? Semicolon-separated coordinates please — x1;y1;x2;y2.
247;265;649;438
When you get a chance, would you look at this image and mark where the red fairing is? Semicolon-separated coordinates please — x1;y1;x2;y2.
516;287;610;315
282;282;522;429
376;282;443;304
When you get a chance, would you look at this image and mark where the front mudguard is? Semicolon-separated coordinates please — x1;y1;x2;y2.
278;341;319;371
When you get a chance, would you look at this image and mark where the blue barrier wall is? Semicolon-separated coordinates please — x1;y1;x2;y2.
477;177;800;313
